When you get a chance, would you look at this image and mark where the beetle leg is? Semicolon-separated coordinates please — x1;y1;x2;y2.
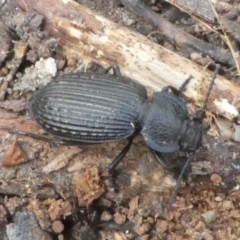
0;127;92;146
150;149;178;170
162;75;192;95
109;138;133;173
104;65;122;77
150;148;192;212
165;154;193;213
0;127;56;142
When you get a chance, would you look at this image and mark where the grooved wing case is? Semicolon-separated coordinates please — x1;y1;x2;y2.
28;72;147;143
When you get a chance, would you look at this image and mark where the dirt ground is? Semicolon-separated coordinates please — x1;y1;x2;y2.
1;0;240;239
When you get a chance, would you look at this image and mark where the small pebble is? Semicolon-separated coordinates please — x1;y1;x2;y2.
194;221;206;231
210;173;222;185
202;230;214;240
101;211;113;221
156;219;168;233
139;234;149;240
58;234;64;240
52;220;64;234
222;200;233;210
113;212;126;225
190;52;202;61
215;196;222;202
56;58;66;70
0;67;9;76
6;88;12;95
146;216;154;224
134;222;150;235
202;210;216;226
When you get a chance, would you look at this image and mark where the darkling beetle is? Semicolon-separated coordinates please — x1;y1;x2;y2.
2;65;219;209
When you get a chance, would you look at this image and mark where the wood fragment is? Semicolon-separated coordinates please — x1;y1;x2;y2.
2;135;27;167
0;110;39;137
121;0;239;67
42;147;82;173
0;23;12;65
165;0;240;42
72;167;105;206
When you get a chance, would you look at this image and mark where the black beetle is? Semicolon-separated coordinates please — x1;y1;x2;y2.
24;65;218;170
1;65;219;209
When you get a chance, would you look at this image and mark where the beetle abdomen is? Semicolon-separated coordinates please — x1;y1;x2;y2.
28;73;147;142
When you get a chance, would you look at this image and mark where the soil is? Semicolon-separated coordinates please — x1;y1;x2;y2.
1;0;240;239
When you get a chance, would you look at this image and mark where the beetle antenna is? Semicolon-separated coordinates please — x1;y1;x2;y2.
178;75;193;93
197;64;220;121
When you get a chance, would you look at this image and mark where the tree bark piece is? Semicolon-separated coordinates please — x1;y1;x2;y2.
165;0;240;42
14;0;240;121
0;22;12;66
121;0;239;67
